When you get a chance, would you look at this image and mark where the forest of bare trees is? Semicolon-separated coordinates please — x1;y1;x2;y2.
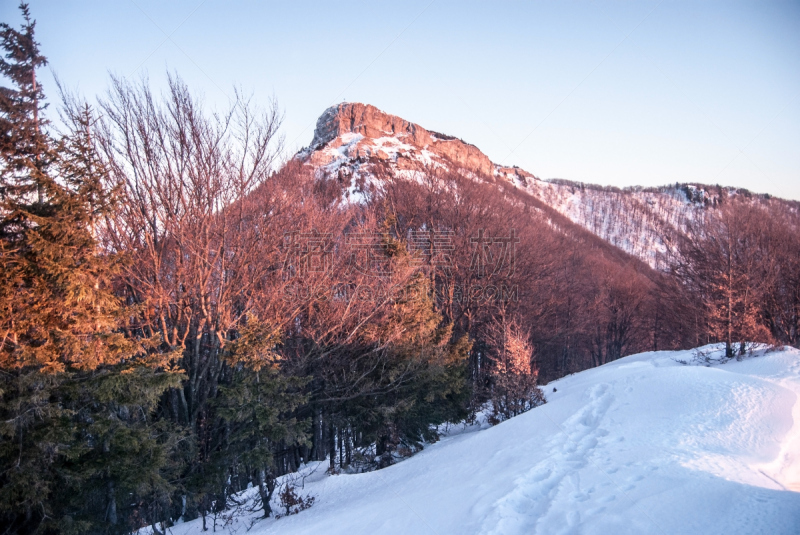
1;5;798;533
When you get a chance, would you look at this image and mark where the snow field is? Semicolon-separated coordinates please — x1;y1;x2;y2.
160;345;800;535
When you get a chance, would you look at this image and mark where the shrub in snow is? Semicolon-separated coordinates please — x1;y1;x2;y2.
275;484;315;519
485;316;546;425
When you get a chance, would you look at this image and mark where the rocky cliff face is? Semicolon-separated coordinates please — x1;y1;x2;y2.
311;103;429;148
300;103;495;176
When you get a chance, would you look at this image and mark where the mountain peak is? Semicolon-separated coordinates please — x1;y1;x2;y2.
311;102;428;148
302;102;503;178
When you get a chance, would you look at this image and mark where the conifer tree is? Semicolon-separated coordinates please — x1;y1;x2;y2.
0;5;183;532
210;315;309;519
0;2;48;203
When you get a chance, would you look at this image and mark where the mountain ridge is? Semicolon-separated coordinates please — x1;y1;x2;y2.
296;102;798;269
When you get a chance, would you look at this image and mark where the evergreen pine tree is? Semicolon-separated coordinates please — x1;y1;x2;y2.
0;5;183;532
0;1;48;204
205;315;309;519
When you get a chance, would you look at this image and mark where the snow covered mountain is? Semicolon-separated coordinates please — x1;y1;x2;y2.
153;344;800;534
296;103;796;269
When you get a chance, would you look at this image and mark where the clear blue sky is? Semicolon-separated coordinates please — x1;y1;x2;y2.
5;1;800;199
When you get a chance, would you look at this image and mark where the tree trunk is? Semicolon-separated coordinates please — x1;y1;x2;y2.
257;468;275;518
106;480;117;525
328;421;336;471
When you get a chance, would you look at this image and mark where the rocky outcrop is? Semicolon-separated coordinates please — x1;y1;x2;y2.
303;103;495;177
434;137;494;177
311;103;431;148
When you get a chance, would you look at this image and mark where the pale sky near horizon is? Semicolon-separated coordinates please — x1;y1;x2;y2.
4;1;799;200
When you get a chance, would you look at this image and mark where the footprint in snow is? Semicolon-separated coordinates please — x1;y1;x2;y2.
566;510;581;527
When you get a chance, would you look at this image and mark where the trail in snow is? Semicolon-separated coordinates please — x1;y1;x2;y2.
480;383;614;535
154;345;800;535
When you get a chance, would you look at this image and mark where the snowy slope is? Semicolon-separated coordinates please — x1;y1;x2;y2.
164;345;800;534
499;179;795;271
503;179;701;270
